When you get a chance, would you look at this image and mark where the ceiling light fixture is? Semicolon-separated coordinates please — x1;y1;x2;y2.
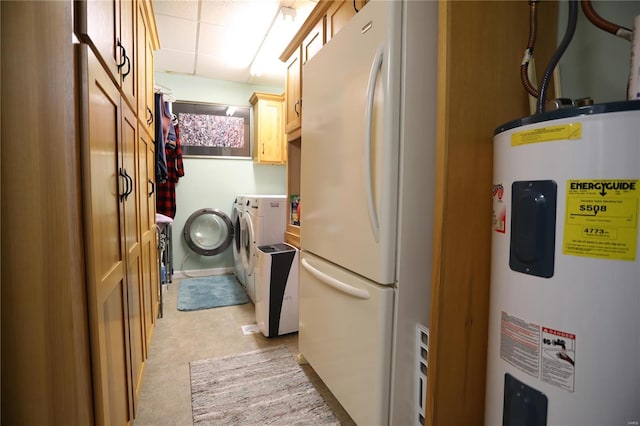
249;6;297;77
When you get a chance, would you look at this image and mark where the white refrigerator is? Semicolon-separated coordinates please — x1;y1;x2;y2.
299;1;438;425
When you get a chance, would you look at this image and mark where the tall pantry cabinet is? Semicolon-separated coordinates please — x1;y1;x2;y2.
1;0;160;424
75;0;161;423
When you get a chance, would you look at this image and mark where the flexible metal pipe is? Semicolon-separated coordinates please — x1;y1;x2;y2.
581;0;633;41
536;0;579;114
521;0;540;98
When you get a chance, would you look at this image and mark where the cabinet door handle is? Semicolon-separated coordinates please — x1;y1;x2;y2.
116;39;127;69
120;169;133;200
294;99;301;116
119;168;128;201
125;170;133;199
148;178;155;196
146;107;154;125
122;54;131;80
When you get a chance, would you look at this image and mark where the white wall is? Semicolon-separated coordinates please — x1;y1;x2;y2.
557;1;640;103
155;72;286;274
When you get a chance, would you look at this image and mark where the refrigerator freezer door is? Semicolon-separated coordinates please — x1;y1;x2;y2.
299;251;394;426
301;1;402;285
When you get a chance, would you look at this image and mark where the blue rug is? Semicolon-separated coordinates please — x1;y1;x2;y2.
177;275;249;311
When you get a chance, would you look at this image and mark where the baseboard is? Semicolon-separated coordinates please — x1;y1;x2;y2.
172;267;234;279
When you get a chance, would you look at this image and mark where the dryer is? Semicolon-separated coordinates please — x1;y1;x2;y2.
232;196;246;287
239;195;287;303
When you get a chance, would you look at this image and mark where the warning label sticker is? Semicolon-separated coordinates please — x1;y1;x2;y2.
500;311;540;379
541;327;576;392
500;311;577;393
511;122;582;146
563;179;639;261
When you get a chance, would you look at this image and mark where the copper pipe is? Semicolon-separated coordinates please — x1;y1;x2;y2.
521;0;540;98
581;0;633;41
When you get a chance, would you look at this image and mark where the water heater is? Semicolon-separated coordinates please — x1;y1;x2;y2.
485;101;640;425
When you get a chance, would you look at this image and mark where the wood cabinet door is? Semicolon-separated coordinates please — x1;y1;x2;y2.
325;0;356;43
138;127;159;346
119;0;137;109
137;2;155;137
302;18;324;65
122;102;145;408
80;45;133;426
285;47;302;134
251;93;285;164
75;0;119;81
257;99;285;164
75;0;135;101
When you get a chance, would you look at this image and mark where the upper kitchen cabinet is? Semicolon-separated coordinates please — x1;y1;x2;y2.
280;0;366;139
284;46;303;138
325;0;366;42
281;1;327;139
302;18;324;64
250;92;287;165
75;0;137;109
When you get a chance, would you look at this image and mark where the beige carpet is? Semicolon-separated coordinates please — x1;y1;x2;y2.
190;345;339;425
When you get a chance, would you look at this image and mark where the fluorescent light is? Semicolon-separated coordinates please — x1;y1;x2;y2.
249;7;298;77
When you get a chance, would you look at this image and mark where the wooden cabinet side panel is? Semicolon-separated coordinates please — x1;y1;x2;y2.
427;2;558;425
1;2;93;424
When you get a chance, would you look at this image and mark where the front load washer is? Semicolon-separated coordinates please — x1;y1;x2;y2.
239;195;286;303
183;208;234;256
231;196;246;286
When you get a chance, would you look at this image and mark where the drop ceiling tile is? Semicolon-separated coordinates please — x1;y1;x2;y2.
155;14;197;52
197;22;261;68
152;0;199;21
195;54;250;83
155;49;197;74
200;0;279;27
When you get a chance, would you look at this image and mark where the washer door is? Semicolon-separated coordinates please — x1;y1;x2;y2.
233;206;243;258
240;212;257;277
183;209;233;256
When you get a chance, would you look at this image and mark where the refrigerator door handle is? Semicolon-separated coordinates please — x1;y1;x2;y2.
364;47;384;242
301;258;370;299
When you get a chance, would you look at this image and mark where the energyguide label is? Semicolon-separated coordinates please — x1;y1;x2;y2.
563;179;639;261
